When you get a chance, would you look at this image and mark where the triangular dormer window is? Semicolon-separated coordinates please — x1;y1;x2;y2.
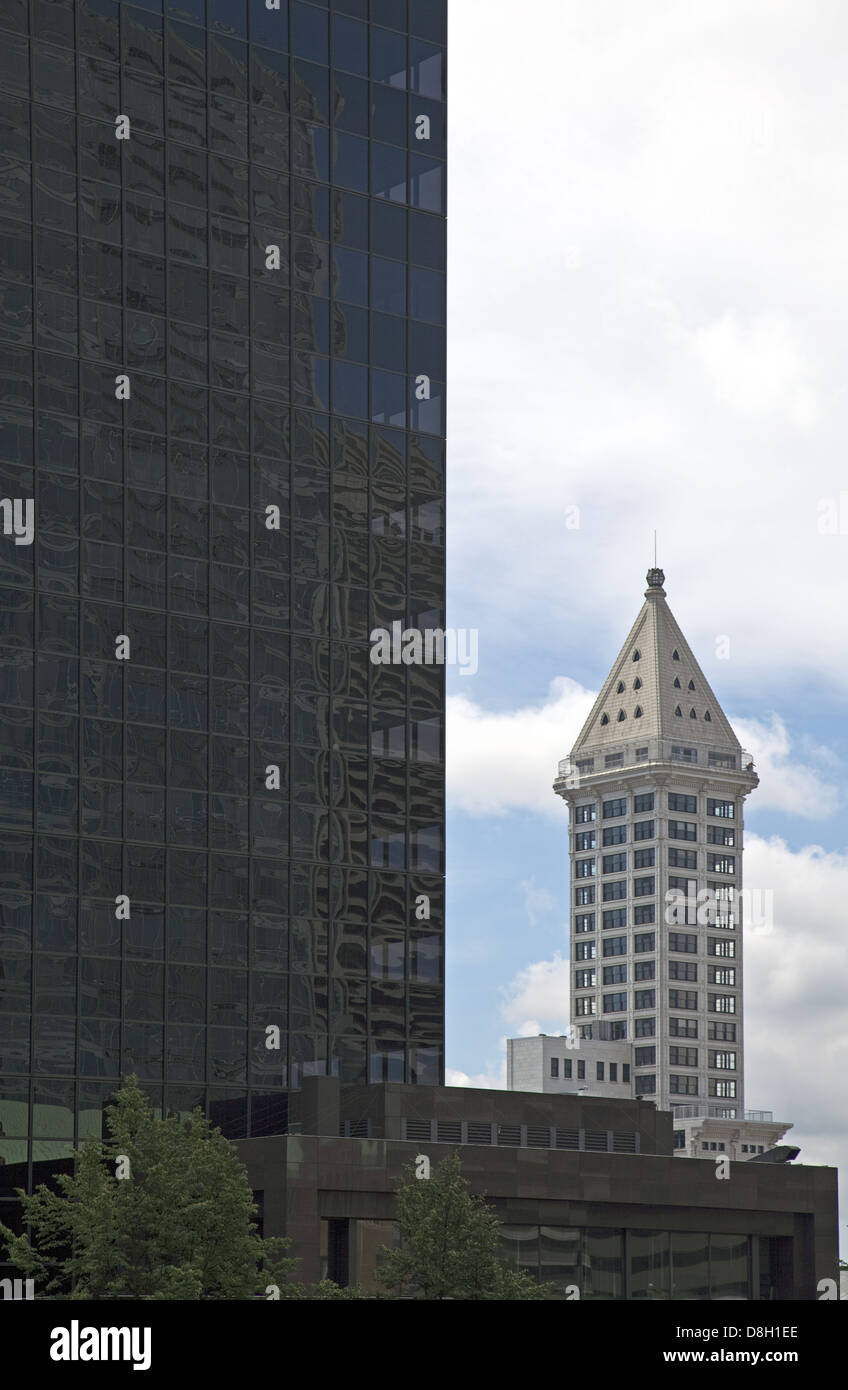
673;677;681;688
600;713;609;726
634;706;643;718
633;678;642;690
617;710;626;721
632;649;640;661
672;649;680;661
688;680;695;691
689;708;697;718
674;705;682;717
616;681;624;693
704;710;711;722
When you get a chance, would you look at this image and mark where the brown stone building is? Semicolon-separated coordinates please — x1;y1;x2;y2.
235;1077;837;1298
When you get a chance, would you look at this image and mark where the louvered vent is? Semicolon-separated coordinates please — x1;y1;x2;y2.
613;1132;637;1153
467;1123;493;1145
342;1119;370;1138
436;1121;462;1143
497;1125;521;1147
584;1130;609;1151
555;1128;579;1150
526;1126;552;1148
405;1119;432;1142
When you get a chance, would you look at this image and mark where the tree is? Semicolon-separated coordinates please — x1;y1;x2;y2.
376;1150;542;1300
0;1076;295;1300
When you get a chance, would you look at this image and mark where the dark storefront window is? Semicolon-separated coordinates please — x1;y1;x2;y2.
498;1224;755;1300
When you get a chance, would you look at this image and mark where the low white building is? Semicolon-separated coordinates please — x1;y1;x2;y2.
507;1033;633;1100
507;1033;793;1161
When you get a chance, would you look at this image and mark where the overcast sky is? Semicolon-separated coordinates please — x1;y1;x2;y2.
443;0;848;1257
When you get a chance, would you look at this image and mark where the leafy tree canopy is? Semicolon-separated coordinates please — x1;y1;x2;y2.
377;1150;543;1300
0;1075;294;1301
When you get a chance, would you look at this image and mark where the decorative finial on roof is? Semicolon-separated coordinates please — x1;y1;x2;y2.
646;567;666;595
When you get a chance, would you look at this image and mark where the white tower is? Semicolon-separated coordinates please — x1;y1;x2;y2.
553;568;758;1118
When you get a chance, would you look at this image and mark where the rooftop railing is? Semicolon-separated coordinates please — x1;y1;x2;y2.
556;739;757;785
670;1106;774;1123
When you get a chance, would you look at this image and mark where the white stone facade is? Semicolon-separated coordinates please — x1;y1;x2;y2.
507;1035;633;1100
553;569;758;1117
507;571;793;1162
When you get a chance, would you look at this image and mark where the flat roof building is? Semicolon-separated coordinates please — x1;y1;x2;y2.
235;1076;837;1299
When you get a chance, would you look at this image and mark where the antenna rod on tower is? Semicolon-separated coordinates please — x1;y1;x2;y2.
653;530;657;566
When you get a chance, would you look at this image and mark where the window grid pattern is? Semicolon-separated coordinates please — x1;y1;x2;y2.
0;0;447;1172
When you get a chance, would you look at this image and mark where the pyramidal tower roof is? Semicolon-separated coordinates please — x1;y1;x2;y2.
570;568;741;758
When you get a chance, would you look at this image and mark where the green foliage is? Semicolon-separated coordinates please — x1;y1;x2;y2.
376;1150;542;1300
279;1280;376;1300
0;1076;295;1301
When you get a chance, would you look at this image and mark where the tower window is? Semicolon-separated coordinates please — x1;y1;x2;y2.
672;649;680;661
688;680;695;690
673;677;681;688
600;713;609;726
616;681;624;693
634;706;643;718
704;710;711;721
633;677;642;690
689;708;696;718
617;710;626;721
674;705;682;717
632;649;640;661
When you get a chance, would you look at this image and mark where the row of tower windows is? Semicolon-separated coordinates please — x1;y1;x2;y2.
576;799;735;823
575;1019;737;1041
600;708;711;725
614;677;695;694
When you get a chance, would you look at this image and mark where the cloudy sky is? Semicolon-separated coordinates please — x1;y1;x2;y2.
442;0;848;1255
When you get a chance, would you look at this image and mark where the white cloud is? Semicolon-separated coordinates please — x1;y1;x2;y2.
448;0;848;695
446;1060;506;1090
447;678;592;818
520;877;556;925
693;314;820;428
500;953;571;1032
734;715;840;819
745;834;848;1032
742;835;848;1244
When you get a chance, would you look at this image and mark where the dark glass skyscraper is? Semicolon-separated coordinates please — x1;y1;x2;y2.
0;0;446;1233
